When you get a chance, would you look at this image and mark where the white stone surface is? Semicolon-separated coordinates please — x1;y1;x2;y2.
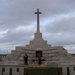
12;67;19;75
3;72;9;75
0;67;2;75
62;66;67;75
69;66;74;75
19;67;24;75
3;67;9;75
69;66;75;75
73;71;75;75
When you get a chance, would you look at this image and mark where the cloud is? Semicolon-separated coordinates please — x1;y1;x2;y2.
1;0;75;29
40;13;75;53
0;0;75;53
45;13;75;33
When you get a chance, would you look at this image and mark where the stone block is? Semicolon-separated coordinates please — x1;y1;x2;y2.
62;66;67;75
69;66;75;75
73;71;75;75
5;67;9;71
12;67;19;75
0;67;2;75
19;67;24;75
69;66;74;75
12;72;19;75
3;72;9;75
3;67;9;75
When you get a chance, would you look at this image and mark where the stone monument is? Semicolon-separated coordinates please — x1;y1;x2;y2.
0;9;75;68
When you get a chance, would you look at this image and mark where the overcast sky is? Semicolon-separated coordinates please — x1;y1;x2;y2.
0;0;75;54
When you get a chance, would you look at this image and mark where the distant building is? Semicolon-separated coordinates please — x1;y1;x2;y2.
0;54;7;61
71;54;75;57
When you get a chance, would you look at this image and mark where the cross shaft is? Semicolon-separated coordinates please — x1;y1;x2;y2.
35;9;42;32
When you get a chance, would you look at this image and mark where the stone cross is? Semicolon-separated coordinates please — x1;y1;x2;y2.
35;9;42;32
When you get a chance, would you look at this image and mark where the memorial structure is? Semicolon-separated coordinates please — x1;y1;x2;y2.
0;9;75;68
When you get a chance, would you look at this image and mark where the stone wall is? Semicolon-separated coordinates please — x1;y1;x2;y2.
0;66;75;75
62;66;75;75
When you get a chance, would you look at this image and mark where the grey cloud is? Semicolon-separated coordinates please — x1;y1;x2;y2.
42;14;75;46
0;0;75;53
64;45;75;53
45;15;75;33
0;0;75;29
0;26;35;44
0;50;7;54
